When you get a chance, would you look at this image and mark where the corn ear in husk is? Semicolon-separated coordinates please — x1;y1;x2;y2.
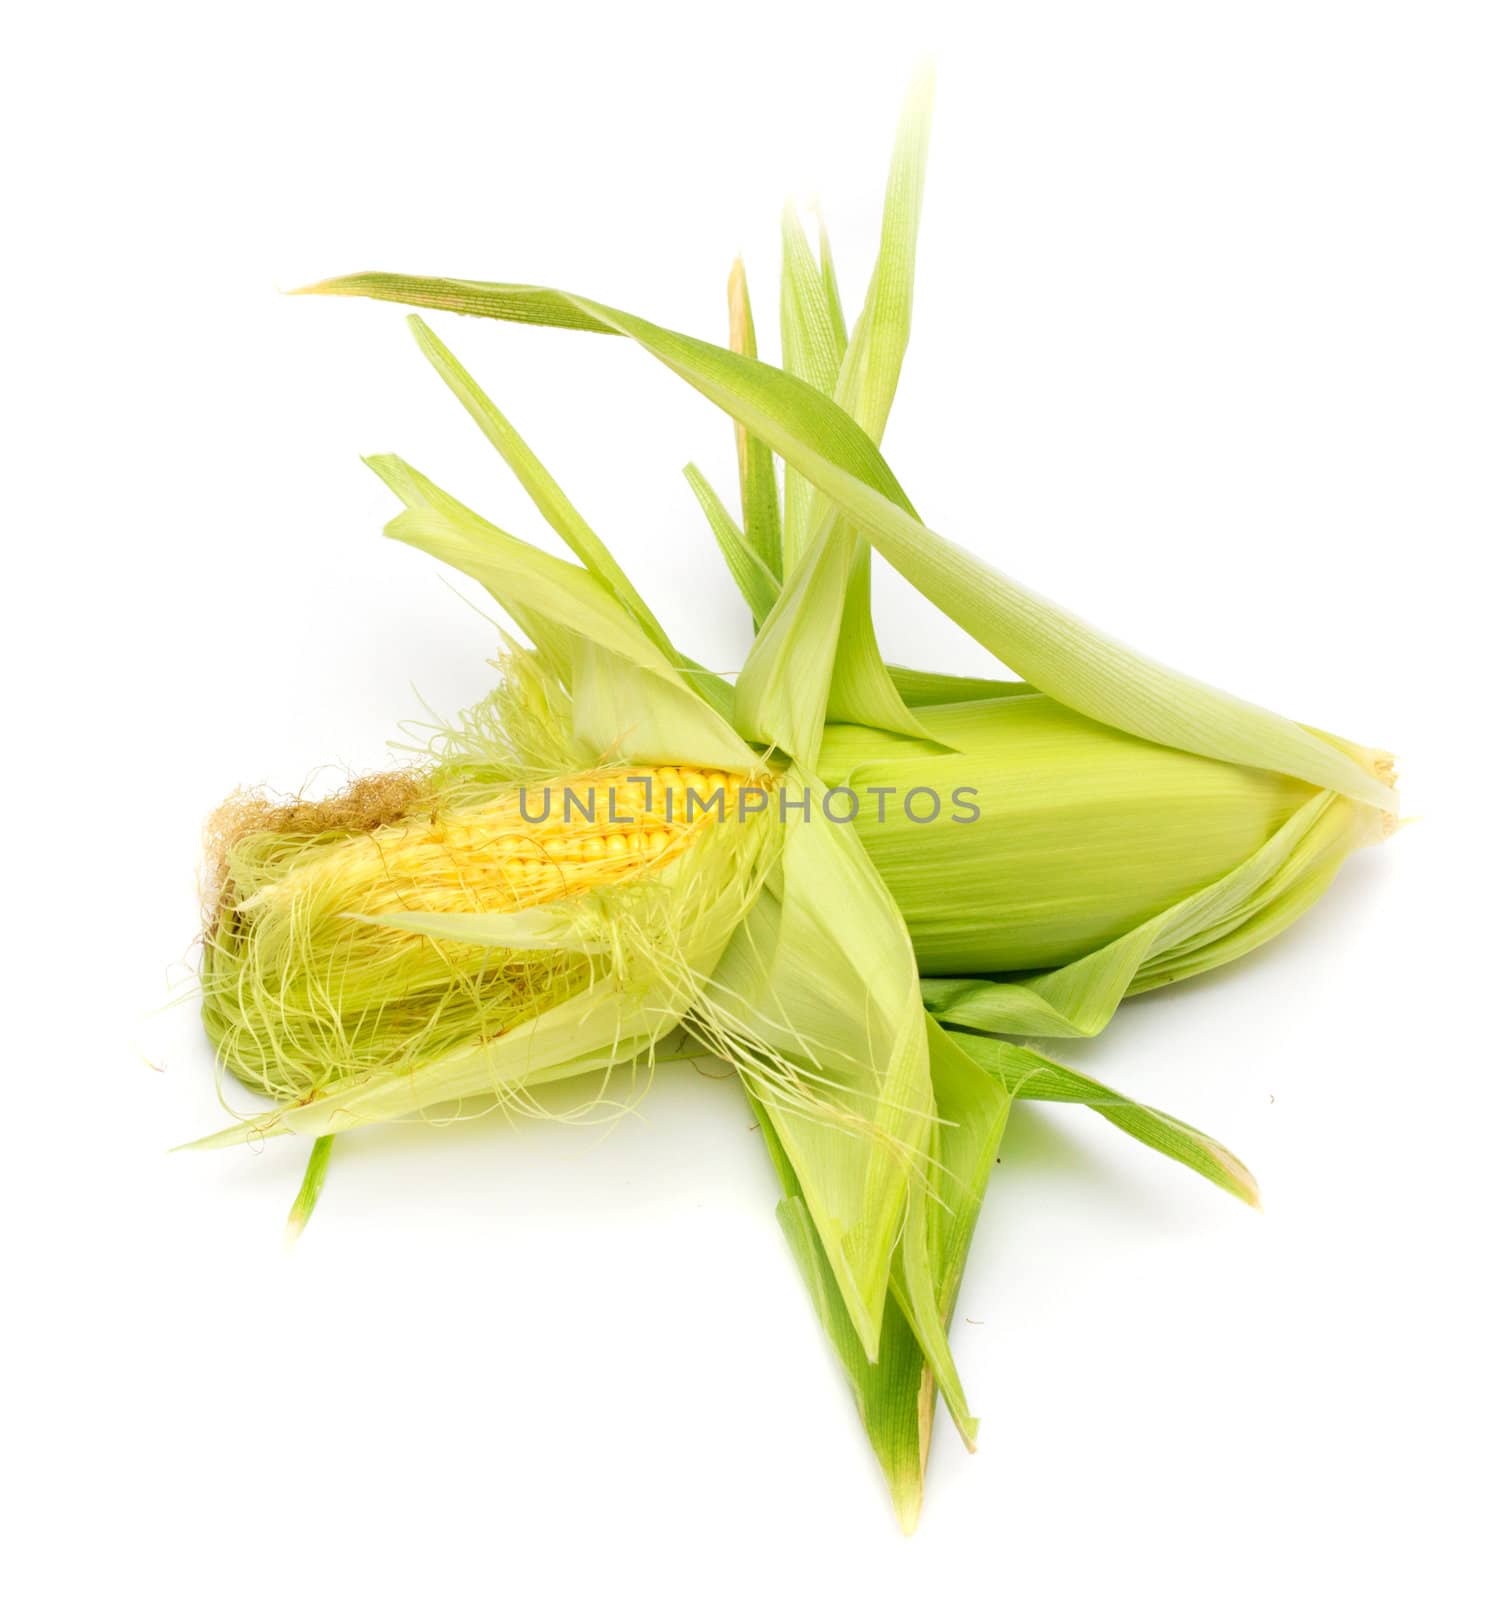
196;71;1400;1528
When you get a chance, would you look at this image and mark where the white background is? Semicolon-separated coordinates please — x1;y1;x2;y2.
5;3;1488;1595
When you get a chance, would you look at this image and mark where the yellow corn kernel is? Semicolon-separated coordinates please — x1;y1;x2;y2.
243;764;767;929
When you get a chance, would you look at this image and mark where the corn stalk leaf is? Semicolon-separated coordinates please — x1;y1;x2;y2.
749;1015;1257;1526
749;1018;1012;1522
747;1087;929;1531
316;278;1388;812
365;454;756;771
284;1135;335;1244
756;192;935;757
885;666;1031;705
708;769;935;1359
727;259;782;580
887;1017;1011;1451
734;521;853;766
816;211;849;362
780;204;843;572
833;62;933;447
950;1032;1261;1208
682;463;780;628
298;271;1393;806
406;315;676;657
814;77;940;742
406;316;736;721
823;540;932;741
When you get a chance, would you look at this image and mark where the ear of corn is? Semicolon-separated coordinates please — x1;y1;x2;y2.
295;171;1393;1514
819;693;1388;1020
187;71;1402;1529
198;760;782;1146
198;634;775;1144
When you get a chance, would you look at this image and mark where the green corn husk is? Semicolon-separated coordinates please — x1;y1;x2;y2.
826;695;1320;972
819;694;1391;1039
187;68;1400;1532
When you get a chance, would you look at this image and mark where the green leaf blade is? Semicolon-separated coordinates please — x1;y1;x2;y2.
727;259;783;579
405;314;676;661
952;1033;1261;1209
682;463;781;628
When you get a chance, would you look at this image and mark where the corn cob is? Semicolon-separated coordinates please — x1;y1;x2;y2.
203;763;768;1107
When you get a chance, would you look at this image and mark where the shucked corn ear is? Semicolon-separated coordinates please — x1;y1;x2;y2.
202;762;759;1106
194;69;1399;1530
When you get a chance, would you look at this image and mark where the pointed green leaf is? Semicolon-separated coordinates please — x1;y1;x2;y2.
781;204;844;573
406;315;678;659
302;279;1392;808
835;61;934;446
823;541;935;742
817;79;941;741
366;453;756;770
885;665;1031;705
762;1163;928;1529
682;463;781;627
780;204;842;403
284;1135;335;1244
367;453;668;668
888;1017;1011;1450
816;211;849;364
727;258;782;579
746;1019;1014;1521
749;1071;925;1531
732;521;851;767
707;769;936;1358
948;1033;1261;1208
748;100;947;755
